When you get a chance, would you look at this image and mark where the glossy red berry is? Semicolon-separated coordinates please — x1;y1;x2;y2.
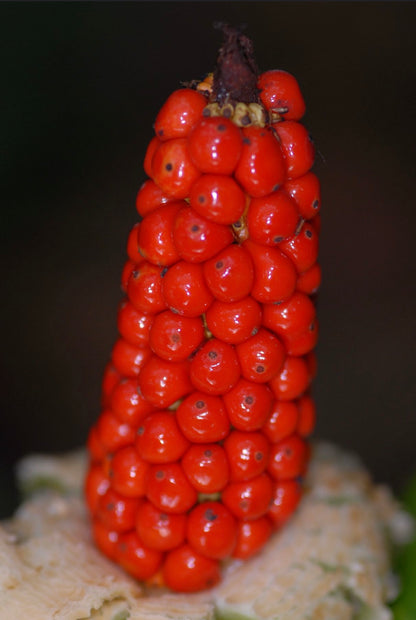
182;443;230;493
138;202;183;266
92;519;120;561
280;221;319;274
267;434;309;481
222;472;273;520
247;189;299;245
244;240;297;303
87;426;107;463
235;125;286;197
187;501;237;559
203;244;254;302
117;299;153;348
262;400;299;444
232;516;273;560
110;377;154;426
144;136;160;178
126;223;143;264
111;338;152;378
223;378;274;431
188;117;242;174
269;355;311;401
284;172;321;220
224;430;270;482
296;262;321;295
138;355;192;408
121;260;136;294
190;339;240;395
109;446;150;498
101;363;121;408
205;296;262;345
116;530;163;581
135;179;171;218
163;544;220;592
149;310;204;362
135;500;187;551
236;328;285;383
96;410;136;453
176;392;230;443
154;88;207;141
127;262;167;314
85;464;110;513
162;260;213;317
297;394;316;437
274;120;315;180
96;487;140;532
173;205;233;263
262;292;316;339
136;410;190;464
268;479;302;527
152;138;200;199
146;462;197;514
189;174;246;225
258;70;306;120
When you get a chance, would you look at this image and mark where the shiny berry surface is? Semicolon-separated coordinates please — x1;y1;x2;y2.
190;338;240;395
149;310;204;362
188;117;242;174
274;120;315;179
187;501;237;559
258;69;306;120
247;189;299;246
176;392;230;443
190;174;246;224
152;138;200;199
138;202;182;266
244;240;297;304
223;378;274;431
203;244;254;302
154;88;207;141
173;205;233;263
162;260;213;317
182;443;230;493
232;516;273;559
205;296;262;344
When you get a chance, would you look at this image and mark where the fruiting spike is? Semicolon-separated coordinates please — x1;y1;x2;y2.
86;27;319;593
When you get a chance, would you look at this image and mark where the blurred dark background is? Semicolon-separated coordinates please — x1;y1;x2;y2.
1;1;415;517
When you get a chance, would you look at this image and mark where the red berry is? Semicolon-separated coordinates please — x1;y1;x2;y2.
85;463;110;513
152;138;200;199
154;88;207;141
222;472;273;520
267;434;309;480
269;355;311;401
87;426;107;462
138;355;192;408
96;410;136;453
92;520;120;561
284;172;321;220
136;410;190;464
101;363;121;408
138;202;183;266
110;377;154;426
121;259;136;294
205;296;262;345
224;430;270;482
262;400;299;444
149;310;204;362
111;338;151;378
146;462;197;514
232;516;273;560
190;338;240;395
258;70;306;120
268;479;302;527
109;446;150;498
188;117;242;175
117;299;153;348
162;260;213;317
126;223;143;263
116;530;163;581
144;136;160;178
135;500;187;551
297;394;316;437
97;487;140;532
189;174;246;225
163;544;220;592
135;179;171;218
235;126;286;197
262;291;316;338
296;262;321;295
244;240;297;303
176;392;230;443
223;378;274;431
182;443;230;493
187;501;237;559
127;262;167;314
274;120;315;179
236;328;285;383
173;205;233;263
247;189;299;246
280;221;319;274
203;244;254;302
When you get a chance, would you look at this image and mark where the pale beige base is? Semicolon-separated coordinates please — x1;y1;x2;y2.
1;443;412;620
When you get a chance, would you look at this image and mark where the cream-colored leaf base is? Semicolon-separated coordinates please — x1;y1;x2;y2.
1;443;412;620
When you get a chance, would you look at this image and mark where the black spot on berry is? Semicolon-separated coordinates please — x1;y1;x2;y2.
256;365;265;374
215;260;223;269
245;395;254;405
198;195;205;203
243;137;251;145
158;129;164;137
205;508;217;521
191;224;200;232
217;124;226;132
273;236;284;244
208;350;218;360
255;451;263;462
313;199;319;210
305;229;313;238
196;400;205;409
204;449;212;457
155;470;165;480
165;163;173;171
161;267;168;277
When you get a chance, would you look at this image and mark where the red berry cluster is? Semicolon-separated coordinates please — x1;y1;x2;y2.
85;68;320;593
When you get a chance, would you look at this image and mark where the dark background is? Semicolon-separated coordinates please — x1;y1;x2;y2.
1;1;415;517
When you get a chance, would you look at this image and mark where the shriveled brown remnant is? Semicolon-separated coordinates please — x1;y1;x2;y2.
212;23;260;105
